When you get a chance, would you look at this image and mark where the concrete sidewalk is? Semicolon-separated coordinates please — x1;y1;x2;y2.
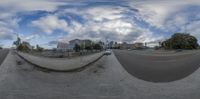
17;51;103;72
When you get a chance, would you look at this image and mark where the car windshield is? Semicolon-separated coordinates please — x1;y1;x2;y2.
0;0;200;99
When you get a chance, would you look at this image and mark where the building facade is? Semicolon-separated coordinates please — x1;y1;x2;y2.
57;42;68;51
68;39;93;50
68;39;82;50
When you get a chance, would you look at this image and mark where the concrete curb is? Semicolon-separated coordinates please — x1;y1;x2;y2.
16;51;104;72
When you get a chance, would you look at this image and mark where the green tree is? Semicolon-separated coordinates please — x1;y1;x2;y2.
93;43;103;50
162;33;198;49
85;45;92;50
17;41;31;52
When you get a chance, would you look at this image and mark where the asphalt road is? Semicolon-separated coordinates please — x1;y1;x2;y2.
0;49;9;65
113;50;200;82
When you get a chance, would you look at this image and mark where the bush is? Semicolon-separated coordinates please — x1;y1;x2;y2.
93;43;103;50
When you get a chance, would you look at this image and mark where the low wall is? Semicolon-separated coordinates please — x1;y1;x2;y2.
16;51;104;72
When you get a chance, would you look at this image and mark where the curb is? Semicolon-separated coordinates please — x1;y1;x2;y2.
15;51;104;72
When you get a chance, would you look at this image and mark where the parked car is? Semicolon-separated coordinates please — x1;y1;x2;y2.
104;49;112;55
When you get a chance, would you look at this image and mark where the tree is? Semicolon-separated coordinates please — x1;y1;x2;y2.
17;41;31;52
162;33;198;49
0;46;2;49
85;45;92;51
93;43;103;50
13;37;21;47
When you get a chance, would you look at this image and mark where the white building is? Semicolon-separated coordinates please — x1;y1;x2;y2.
68;39;93;50
57;42;68;51
68;39;82;50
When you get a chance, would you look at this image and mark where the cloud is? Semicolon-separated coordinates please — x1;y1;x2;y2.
0;0;66;12
57;5;163;43
131;0;200;29
31;15;68;34
4;0;200;48
0;25;15;40
0;11;20;40
20;34;39;41
82;6;127;21
62;18;163;43
185;21;200;38
48;40;58;46
0;32;14;40
0;0;66;43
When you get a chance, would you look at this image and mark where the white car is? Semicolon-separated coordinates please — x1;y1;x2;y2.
104;50;112;55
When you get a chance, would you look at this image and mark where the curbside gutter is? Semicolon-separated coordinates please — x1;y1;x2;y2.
16;51;104;72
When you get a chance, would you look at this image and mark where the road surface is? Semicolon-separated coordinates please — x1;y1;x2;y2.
0;49;9;65
113;50;200;82
1;50;200;99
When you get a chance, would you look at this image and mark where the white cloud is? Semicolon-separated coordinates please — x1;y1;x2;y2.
84;6;126;21
0;17;18;40
0;0;66;41
131;0;200;29
2;0;185;47
62;5;130;21
63;18;163;43
21;34;40;41
55;5;164;43
184;21;200;38
31;15;68;34
0;0;66;12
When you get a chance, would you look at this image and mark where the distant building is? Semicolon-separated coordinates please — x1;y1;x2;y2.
134;42;144;49
145;41;161;48
106;41;116;49
114;42;144;49
68;39;82;50
82;39;93;47
68;39;93;50
57;42;68;51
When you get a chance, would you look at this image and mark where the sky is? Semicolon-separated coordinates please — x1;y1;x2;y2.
1;0;200;48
